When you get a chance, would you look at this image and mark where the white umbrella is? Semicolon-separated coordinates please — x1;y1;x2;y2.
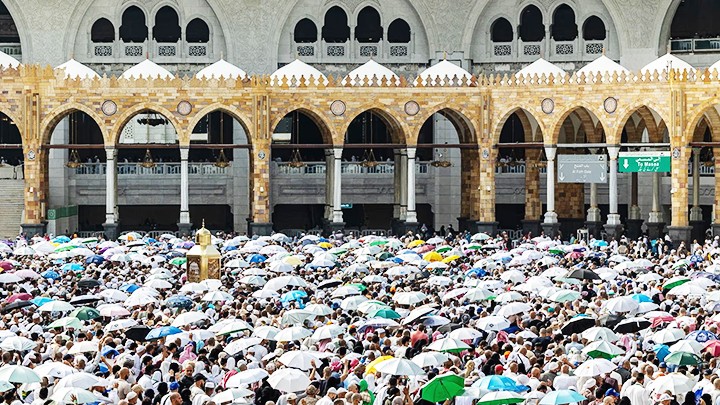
312;324;345;341
273;326;312;342
374;358;426;376
215;320;254;335
669;340;702;355
411;352;449;368
252;325;281;340
267;368;311;392
304;303;333;316
278;351;321;370
574;358;617;377
144;279;173;289
50;387;99;404
123;293;158;307
240;275;267;286
0;365;40;383
225;369;269;388
224;338;263;356
393;291;427;305
202;291;233;302
106;318;138;332
653;328;686;344
426;338;471;352
180;282;209;293
0;336;36;351
340;295;368;311
647;372;695;395
0;273;22;284
448;328;484;340
605;296;640;313
33;361;76;378
265;276;308;290
582;341;625;357
98;289;129;302
68;341;99;355
55;372;109;389
211;388;254;404
475;316;510;331
172;311;210;327
581;327;620;343
496;302;531;317
38;300;75;312
99;304;131;317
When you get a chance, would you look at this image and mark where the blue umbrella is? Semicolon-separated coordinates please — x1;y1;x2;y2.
466;268;487;277
120;284;139;293
690;254;704;264
30;297;53;306
41;270;60;280
247;254;266;264
223;245;238;252
386;257;403;263
146;326;183;340
472;375;528;392
85;255;104;265
165;251;184;258
687;330;718;343
318;238;330;243
52;236;71;243
165;295;193;309
280;290;308;303
146;238;158;244
631;294;652;303
653;344;670;362
539;390;586;405
61;263;84;272
591;240;608;248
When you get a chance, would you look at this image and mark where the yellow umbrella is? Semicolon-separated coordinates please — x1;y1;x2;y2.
442;255;461;264
423;252;442;262
365;355;393;374
282;256;303;266
318;242;333;249
407;240;425;248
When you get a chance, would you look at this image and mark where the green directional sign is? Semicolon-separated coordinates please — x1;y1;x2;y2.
618;151;671;173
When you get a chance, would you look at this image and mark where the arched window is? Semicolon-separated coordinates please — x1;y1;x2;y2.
186;18;209;43
294;18;317;43
582;16;606;40
519;5;544;42
387;19;410;43
355;6;382;42
0;2;19;43
491;18;513;42
91;18;115;43
119;6;147;42
153;6;180;42
321;6;349;43
670;0;720;39
551;4;577;41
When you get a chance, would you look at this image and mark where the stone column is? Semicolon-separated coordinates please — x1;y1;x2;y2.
406;147;418;227
21;146;48;237
249;140;272;236
604;145;623;238
102;147;119;240
178;146;192;236
690;147;705;241
585;148;602;237
668;145;691;244
541;145;560;237
713;148;720;236
330;147;344;230
522;149;541;236
393;150;401;219
476;147;498;236
324;149;334;222
646;172;665;238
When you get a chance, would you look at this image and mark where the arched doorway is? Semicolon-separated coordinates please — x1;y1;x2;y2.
0;1;22;58
190;110;250;233
669;0;720;52
46;111;104;235
0;111;23;238
153;6;181;43
686;107;720;241
120;6;148;43
322;6;350;43
270;110;329;233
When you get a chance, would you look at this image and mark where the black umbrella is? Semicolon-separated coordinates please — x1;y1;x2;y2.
567;268;601;280
317;279;343;289
602;314;623;330
69;295;102;306
2;300;34;313
613;317;651;334
78;279;101;289
438;323;462;333
125;326;151;342
560;316;596;335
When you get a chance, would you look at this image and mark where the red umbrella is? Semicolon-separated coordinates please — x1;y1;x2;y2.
704;340;720;356
0;261;13;271
6;293;32;303
651;315;675;328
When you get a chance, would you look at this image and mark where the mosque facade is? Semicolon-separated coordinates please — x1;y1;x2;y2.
0;0;717;244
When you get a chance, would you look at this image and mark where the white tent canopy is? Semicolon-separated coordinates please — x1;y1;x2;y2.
343;60;399;86
121;59;174;80
196;59;247;79
271;59;326;85
55;59;99;79
416;60;471;86
577;55;630;78
641;53;695;74
0;50;20;69
516;58;565;78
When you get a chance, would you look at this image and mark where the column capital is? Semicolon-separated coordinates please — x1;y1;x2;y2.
606;145;620;160
406;147;417;159
180;147;189;160
333;147;342;159
105;147;117;159
692;147;701;154
544;145;557;160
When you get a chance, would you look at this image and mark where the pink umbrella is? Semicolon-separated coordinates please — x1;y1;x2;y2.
6;293;32;303
0;261;13;271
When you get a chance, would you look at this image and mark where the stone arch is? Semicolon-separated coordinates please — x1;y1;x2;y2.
411;104;478;144
612;103;670;145
186;17;210;43
90;17;115;43
187;103;253;145
269;106;334;146
293;17;318;43
551;3;578;41
354;5;383;42
40;102;107;146
341;106;407;145
549;105;605;145
119;4;148;43
387;18;411;43
321;4;351;43
492;107;542;144
490;17;513;42
518;3;546;42
701;107;720;143
111;104;183;146
0;0;29;58
152;4;182;43
582;15;606;40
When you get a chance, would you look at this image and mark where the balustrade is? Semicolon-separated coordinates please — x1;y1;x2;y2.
74;162;229;176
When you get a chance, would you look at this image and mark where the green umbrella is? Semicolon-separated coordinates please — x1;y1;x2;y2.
369;240;388;246
369;308;401;319
549;290;581;303
663;277;691;290
70;307;100;321
169;257;187;266
582;341;624;360
47;316;83;329
549;247;566;255
477;391;525;405
436;246;452;253
376;252;393;261
421;374;465;403
466;244;483;250
664;351;702;366
347;283;367;292
328;247;348;256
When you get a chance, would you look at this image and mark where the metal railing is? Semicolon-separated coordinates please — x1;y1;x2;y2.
688;164;716;175
671;38;720;53
273;161;430;175
74;162;230;176
0;164;22;179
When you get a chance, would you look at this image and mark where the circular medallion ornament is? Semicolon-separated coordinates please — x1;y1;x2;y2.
672;147;681;160
330;100;346;116
541;98;555;114
481;148;490;160
604;97;618;114
404;101;420;116
26;150;35;161
101;100;117;116
258;151;266;160
177;101;192;116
